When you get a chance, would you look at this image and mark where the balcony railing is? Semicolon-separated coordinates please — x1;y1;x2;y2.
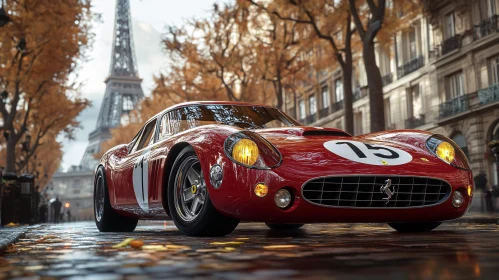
332;100;344;112
441;35;462;55
478;83;499;105
439;95;469;118
404;114;426;129
382;72;393;86
397;56;424;78
305;114;316;124
473;15;499;40
318;107;330;119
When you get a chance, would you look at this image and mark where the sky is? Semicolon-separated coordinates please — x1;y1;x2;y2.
60;0;222;171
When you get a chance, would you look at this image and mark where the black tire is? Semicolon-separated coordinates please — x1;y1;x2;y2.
94;166;138;232
387;222;442;233
168;146;239;236
265;223;304;230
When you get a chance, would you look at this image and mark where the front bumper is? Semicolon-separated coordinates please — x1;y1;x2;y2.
206;159;473;224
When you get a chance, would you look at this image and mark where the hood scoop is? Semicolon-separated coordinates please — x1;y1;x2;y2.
303;130;351;137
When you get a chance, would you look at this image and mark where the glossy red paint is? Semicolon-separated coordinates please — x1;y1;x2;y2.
97;102;473;224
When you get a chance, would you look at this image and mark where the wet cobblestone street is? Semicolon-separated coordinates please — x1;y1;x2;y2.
1;221;498;279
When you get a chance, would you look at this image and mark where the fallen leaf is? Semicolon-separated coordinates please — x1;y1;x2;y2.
111;238;135;248
4;222;20;227
4;245;17;253
210;241;244;245
141;245;167;251
263;245;299;250
130;240;144;249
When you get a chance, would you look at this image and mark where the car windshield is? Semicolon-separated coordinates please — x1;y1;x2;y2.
169;104;300;130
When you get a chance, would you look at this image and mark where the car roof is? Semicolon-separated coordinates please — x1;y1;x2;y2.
151;101;276;120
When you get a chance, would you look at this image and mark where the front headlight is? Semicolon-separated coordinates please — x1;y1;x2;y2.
232;138;259;166
435;141;455;164
426;135;469;170
224;131;281;169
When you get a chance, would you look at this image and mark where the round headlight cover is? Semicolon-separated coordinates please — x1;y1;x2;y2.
224;131;281;169
435;141;455;164
232;139;259;166
426;135;469;169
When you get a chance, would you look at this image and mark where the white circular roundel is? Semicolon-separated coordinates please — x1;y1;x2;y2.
323;140;413;166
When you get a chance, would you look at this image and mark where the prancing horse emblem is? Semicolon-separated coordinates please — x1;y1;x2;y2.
380;179;396;204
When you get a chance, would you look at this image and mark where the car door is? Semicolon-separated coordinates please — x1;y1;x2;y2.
115;119;157;215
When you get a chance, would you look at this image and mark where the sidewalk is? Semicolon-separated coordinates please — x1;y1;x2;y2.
0;215;497;252
0;224;34;252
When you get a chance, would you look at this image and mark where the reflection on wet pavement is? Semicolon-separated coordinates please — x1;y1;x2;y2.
0;221;498;279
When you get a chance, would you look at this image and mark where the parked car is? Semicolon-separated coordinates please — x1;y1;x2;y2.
94;101;473;236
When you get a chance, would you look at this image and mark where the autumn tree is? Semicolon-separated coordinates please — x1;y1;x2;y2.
236;0;313;110
248;0;357;134
0;0;92;174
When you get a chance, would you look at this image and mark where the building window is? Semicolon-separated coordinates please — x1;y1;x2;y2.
309;95;317;115
379;47;391;76
446;72;464;100
452;133;469;160
298;100;306;120
480;0;497;20
444;12;456;39
400;24;421;63
321;86;329;108
412;85;423;117
490;57;499;84
335;78;343;102
409;28;417;59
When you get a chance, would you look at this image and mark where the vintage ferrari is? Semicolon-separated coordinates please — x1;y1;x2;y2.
94;101;473;236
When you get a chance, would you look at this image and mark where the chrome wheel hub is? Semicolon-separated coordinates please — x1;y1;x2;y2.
174;156;207;222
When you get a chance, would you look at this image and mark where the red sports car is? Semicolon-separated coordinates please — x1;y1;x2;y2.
94;101;473;236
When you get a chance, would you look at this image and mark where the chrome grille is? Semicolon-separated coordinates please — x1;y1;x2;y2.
302;176;450;208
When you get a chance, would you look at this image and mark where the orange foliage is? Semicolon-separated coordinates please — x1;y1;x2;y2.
0;0;93;181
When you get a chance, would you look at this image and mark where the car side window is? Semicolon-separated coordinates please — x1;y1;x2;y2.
158;113;171;141
130;119;157;153
129;129;144;153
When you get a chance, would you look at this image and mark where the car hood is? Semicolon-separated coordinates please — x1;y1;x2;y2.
251;126;447;176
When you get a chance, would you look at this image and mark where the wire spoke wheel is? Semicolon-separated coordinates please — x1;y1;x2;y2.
173;155;207;222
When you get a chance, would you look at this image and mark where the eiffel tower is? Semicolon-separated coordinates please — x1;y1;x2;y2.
80;0;144;170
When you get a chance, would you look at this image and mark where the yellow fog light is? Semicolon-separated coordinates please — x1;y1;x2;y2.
436;141;455;163
467;185;473;197
232;139;259;166
254;183;268;197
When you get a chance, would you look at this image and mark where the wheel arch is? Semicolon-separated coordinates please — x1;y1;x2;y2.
161;142;192;217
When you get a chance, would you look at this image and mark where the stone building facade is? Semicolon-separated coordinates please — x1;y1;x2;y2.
285;0;499;188
45;166;94;221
